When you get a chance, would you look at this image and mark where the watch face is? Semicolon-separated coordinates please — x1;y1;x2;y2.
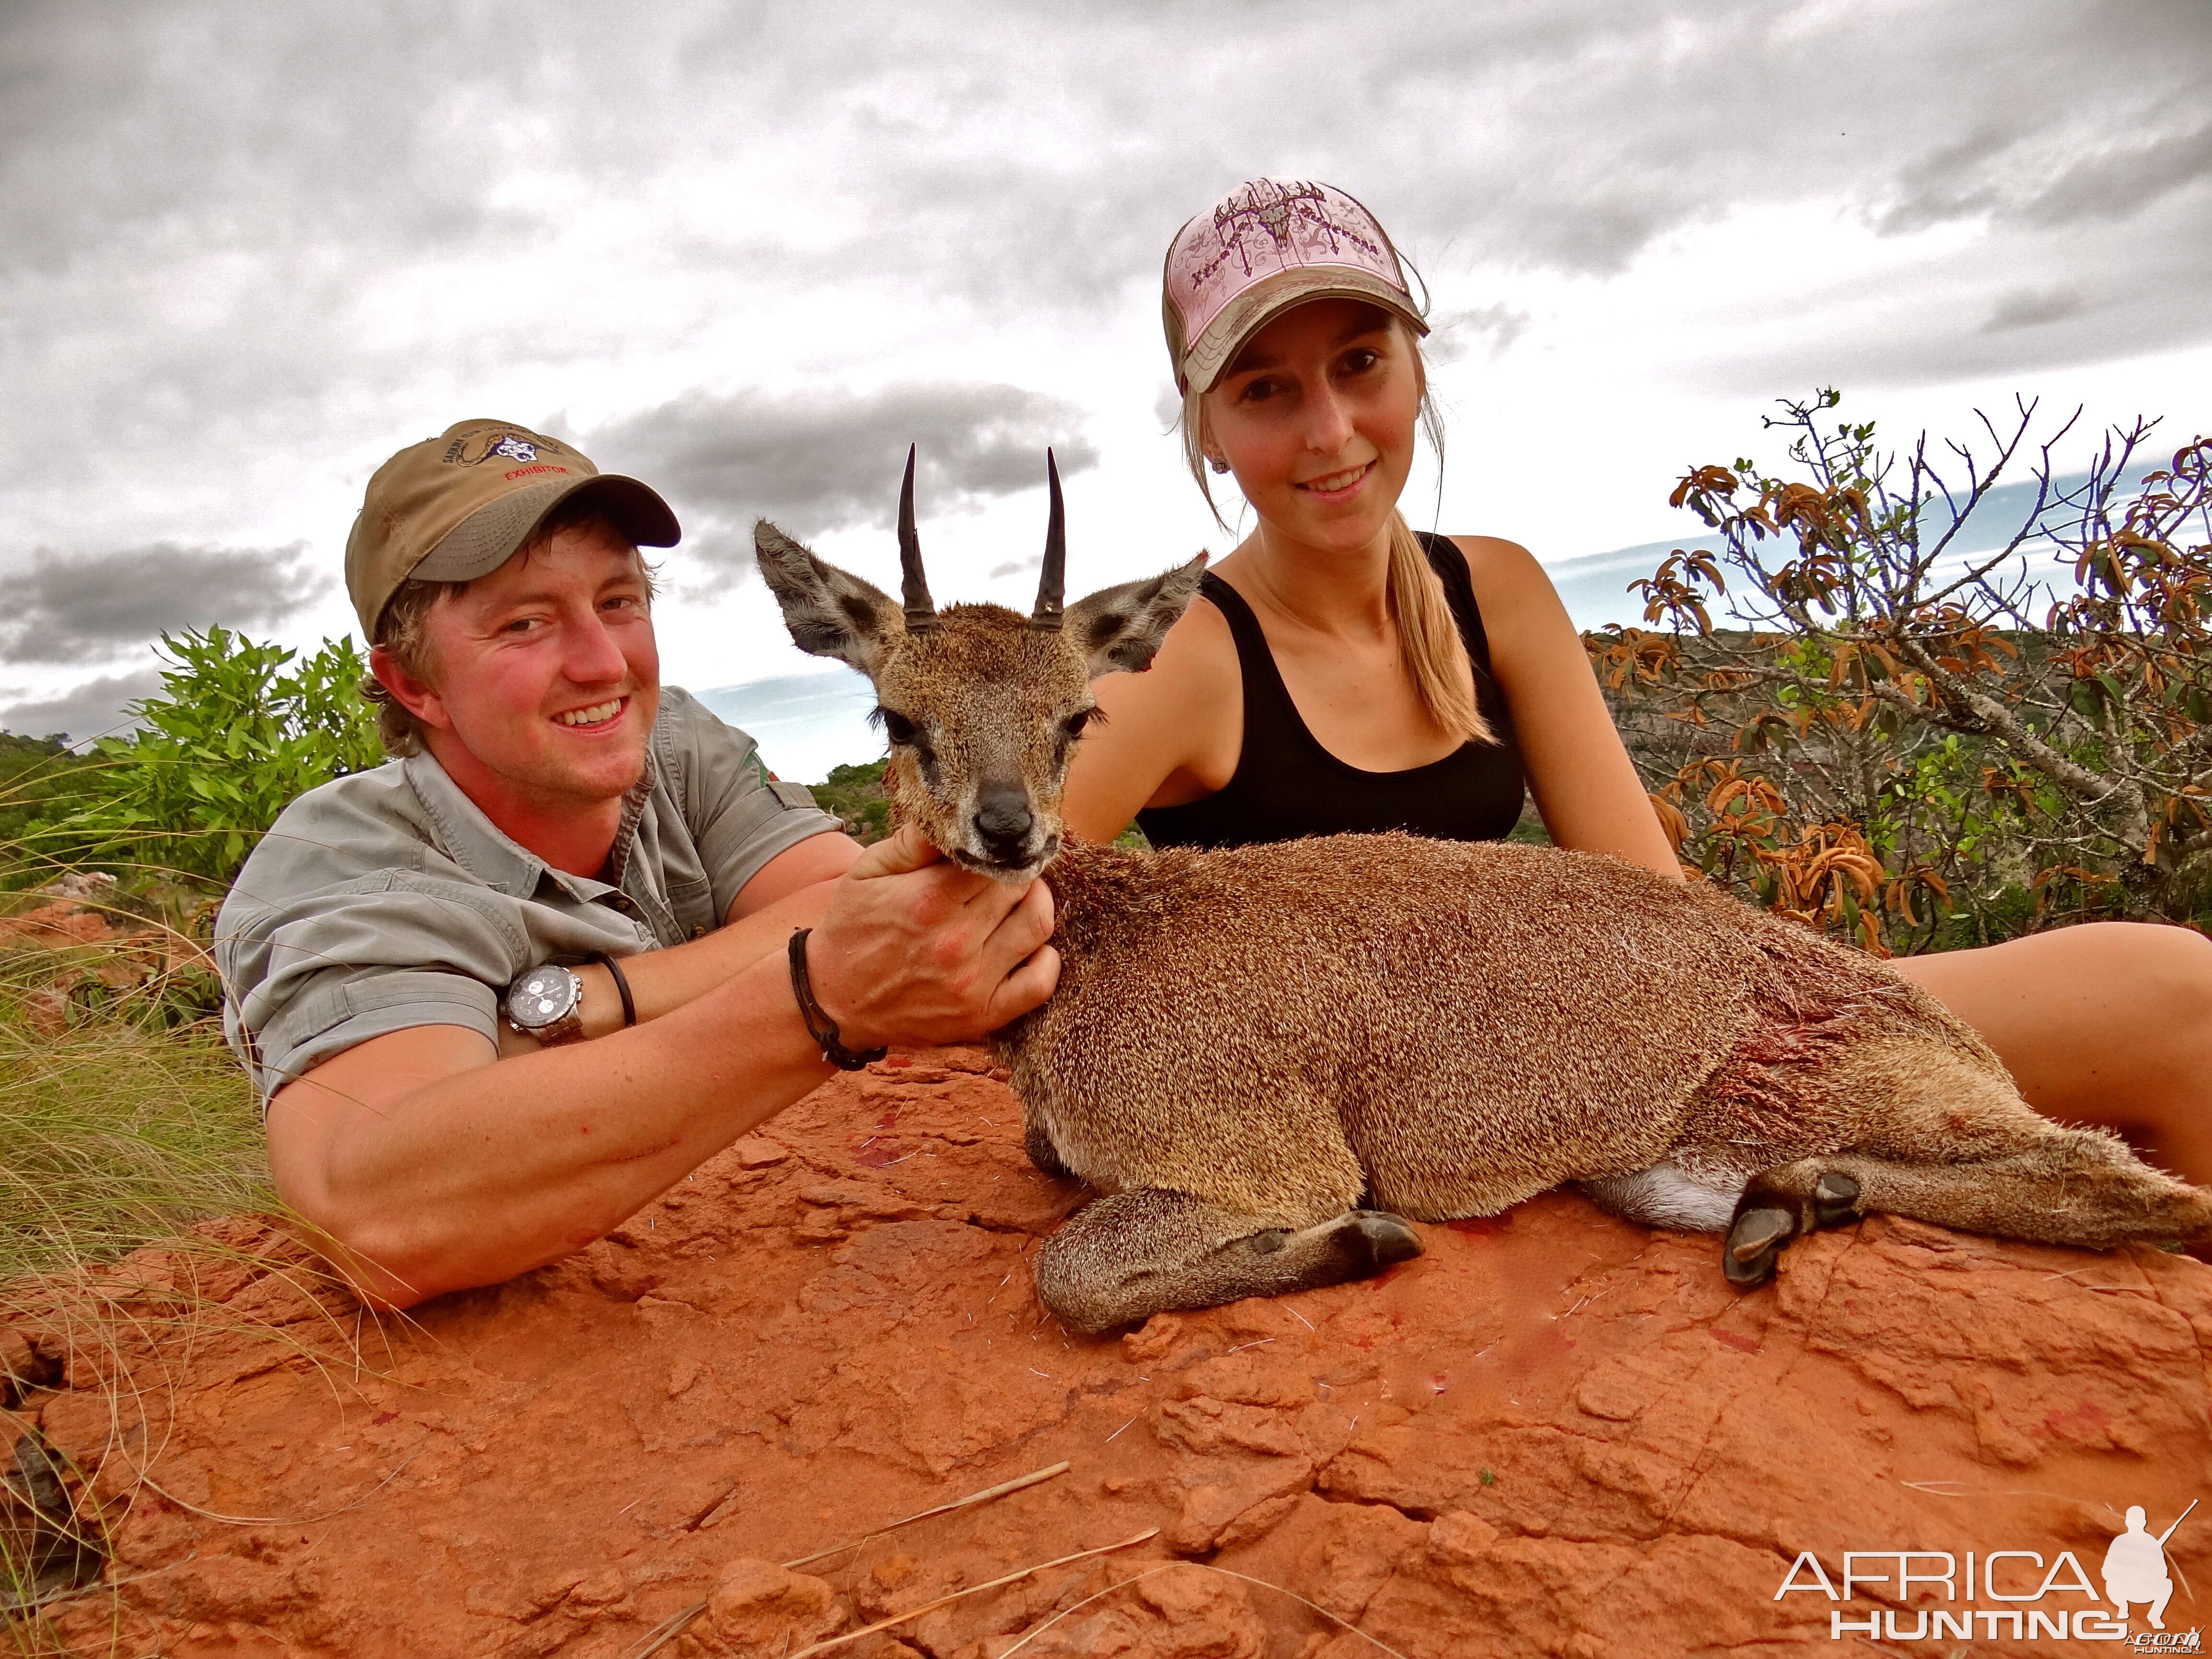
508;964;579;1029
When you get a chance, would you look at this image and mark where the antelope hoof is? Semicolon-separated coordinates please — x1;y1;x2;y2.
1723;1206;1797;1287
1338;1210;1424;1279
1812;1171;1862;1231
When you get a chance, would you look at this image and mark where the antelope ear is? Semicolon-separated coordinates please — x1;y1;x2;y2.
754;520;904;677
1065;555;1208;678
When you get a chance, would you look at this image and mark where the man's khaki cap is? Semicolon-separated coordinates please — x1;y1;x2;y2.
345;419;681;637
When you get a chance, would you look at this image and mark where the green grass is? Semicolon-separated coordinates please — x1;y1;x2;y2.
0;1003;268;1285
0;931;343;1656
0;739;100;895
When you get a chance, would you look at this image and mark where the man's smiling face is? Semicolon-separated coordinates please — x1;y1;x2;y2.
402;517;661;818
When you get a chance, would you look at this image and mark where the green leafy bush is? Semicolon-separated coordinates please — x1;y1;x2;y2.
27;629;383;889
0;736;96;885
809;757;893;843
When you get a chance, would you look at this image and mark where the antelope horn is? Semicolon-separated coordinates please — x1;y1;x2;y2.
1031;449;1065;630
898;444;937;634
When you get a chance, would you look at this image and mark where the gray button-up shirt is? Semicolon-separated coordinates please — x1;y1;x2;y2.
216;687;841;1099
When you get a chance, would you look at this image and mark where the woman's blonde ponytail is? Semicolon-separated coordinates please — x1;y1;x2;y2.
1385;510;1493;745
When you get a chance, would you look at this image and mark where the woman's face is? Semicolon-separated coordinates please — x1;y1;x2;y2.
1202;298;1422;553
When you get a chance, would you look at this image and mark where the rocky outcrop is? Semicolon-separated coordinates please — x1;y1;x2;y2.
0;882;214;1034
6;1049;2210;1657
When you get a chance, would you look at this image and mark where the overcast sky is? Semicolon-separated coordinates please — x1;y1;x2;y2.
3;0;2207;768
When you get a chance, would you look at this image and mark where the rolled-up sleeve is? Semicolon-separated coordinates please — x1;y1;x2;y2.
218;868;526;1097
658;689;844;920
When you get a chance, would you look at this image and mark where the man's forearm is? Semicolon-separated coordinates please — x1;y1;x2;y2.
298;950;833;1309
565;830;861;1036
506;878;839;1051
267;824;1055;1312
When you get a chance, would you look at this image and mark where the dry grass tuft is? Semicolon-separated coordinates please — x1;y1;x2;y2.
0;1005;267;1286
0;925;366;1657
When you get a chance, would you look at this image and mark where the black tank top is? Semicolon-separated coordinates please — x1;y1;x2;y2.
1136;532;1528;851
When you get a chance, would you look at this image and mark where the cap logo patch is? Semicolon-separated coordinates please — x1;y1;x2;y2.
440;430;564;467
1193;180;1386;290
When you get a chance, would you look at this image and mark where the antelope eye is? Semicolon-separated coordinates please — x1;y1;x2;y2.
879;709;918;746
1063;709;1093;741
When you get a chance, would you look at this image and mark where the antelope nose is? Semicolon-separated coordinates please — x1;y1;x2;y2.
974;786;1034;856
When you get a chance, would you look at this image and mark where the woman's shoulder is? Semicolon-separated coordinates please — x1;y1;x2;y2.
1436;532;1543;577
1437;534;1567;623
1064;567;1245;838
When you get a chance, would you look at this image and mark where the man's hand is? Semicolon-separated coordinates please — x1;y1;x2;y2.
804;824;1060;1048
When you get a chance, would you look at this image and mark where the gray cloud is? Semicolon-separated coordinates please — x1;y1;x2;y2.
2020;120;2212;227
7;2;2205;346
1425;304;1533;366
1874;127;2024;237
1877;115;2212;240
590;382;1099;589
0;0;2207;611
0;543;327;665
1984;286;2088;334
0;669;162;746
1680;169;2209;393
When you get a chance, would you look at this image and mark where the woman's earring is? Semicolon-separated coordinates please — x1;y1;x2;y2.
1208;456;1231;475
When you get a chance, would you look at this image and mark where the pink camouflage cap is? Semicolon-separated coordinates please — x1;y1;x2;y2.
1162;179;1428;395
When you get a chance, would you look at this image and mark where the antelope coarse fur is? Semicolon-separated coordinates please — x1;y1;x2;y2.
754;486;2212;1336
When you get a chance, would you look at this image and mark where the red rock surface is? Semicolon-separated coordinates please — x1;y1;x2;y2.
0;901;120;949
0;894;213;1034
7;1048;2212;1657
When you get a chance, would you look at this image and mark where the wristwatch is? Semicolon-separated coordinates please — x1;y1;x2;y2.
504;963;586;1046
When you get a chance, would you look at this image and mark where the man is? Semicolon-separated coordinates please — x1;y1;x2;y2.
217;420;1058;1310
2102;1504;2183;1630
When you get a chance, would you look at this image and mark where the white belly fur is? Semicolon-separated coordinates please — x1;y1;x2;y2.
1579;1158;1745;1232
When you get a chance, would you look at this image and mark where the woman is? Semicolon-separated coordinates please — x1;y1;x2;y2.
1062;178;2212;1183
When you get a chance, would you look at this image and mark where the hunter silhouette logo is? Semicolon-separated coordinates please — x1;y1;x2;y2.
2108;1502;2195;1632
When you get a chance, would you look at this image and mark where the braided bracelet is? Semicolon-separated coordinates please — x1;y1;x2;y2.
787;928;887;1070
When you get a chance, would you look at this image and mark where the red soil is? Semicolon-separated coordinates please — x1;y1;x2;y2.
0;902;120;949
6;1048;2211;1657
0;895;215;1034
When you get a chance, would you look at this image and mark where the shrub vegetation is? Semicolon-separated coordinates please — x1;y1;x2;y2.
1589;391;2211;953
808;757;893;843
14;630;382;893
